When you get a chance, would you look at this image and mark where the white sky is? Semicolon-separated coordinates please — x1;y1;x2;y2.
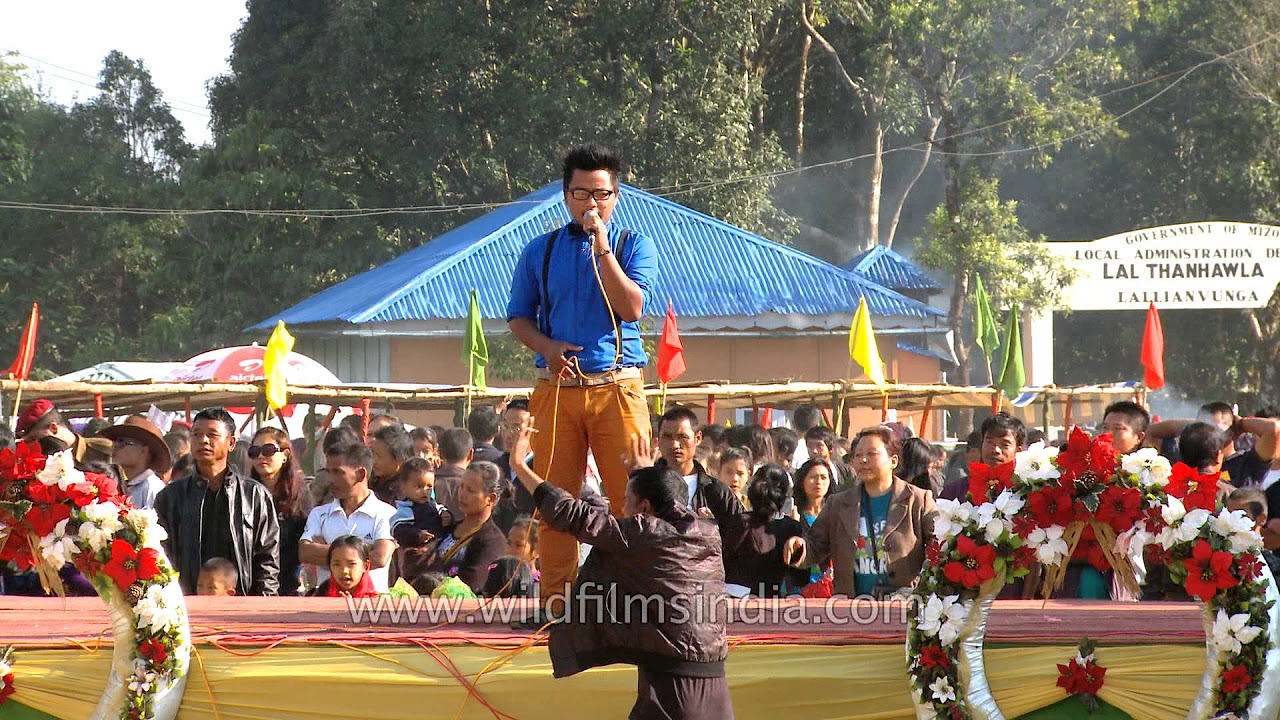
0;1;249;146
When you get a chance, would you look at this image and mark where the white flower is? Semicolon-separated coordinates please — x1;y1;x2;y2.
1160;497;1213;548
1211;609;1263;656
933;499;976;541
36;449;87;490
1014;442;1061;482
928;676;956;703
39;519;79;569
1026;525;1069;565
1162;495;1187;525
134;584;180;632
1122;448;1172;487
1210;509;1262;554
917;594;970;646
1076;651;1095;665
77;521;112;553
126;507;167;548
0;659;11;677
82;501;124;534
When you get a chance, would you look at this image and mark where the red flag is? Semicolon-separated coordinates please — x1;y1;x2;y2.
5;303;38;380
1140;302;1164;391
657;300;687;385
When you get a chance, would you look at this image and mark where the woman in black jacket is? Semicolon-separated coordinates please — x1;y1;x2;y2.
510;418;734;720
721;464;809;598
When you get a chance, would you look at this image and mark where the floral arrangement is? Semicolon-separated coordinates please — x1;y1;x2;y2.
907;428;1273;719
1056;638;1106;713
0;646;13;705
0;444;189;720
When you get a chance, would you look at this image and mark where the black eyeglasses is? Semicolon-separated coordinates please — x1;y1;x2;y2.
247;444;281;459
568;188;615;202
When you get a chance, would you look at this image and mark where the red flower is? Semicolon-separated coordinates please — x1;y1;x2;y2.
1144;544;1173;569
1222;663;1252;693
139;637;169;665
1166;463;1219;512
1057;657;1106;695
968;461;1015;504
102;539;161;591
943;535;998;588
1089;433;1118;479
1237;553;1264;581
919;644;950;669
1055;427;1093;481
24;480;58;506
0;441;46;480
0;531;33;571
1012;514;1038;539
926;540;943;566
1096;485;1144;534
23;502;70;537
0;672;14;704
1143;505;1167;535
1027;484;1078;528
84;472;121;505
1182;539;1239;602
1013;544;1038;571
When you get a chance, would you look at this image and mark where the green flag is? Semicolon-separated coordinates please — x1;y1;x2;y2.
972;275;1000;359
464;289;489;391
995;307;1025;400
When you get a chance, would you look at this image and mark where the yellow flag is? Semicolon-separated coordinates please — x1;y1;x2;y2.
263;320;296;411
848;296;886;387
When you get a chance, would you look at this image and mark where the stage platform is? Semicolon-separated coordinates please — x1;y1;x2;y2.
0;598;1214;719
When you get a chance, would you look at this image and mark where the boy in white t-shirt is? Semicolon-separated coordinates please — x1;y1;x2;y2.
299;439;397;592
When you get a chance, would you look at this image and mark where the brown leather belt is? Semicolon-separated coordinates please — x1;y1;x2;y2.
536;367;644;387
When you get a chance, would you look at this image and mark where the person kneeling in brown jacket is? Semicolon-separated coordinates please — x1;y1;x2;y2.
509;416;734;720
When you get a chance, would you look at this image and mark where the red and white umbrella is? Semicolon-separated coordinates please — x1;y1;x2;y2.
162;345;340;386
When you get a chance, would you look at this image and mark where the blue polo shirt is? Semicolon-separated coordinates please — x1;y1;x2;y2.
507;221;657;373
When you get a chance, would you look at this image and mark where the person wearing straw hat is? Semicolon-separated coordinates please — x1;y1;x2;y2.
101;416;172;509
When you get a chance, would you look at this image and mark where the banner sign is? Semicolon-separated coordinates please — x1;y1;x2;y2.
1050;222;1280;310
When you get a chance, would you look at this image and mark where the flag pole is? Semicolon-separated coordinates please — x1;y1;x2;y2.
465;355;474;420
9;376;24;430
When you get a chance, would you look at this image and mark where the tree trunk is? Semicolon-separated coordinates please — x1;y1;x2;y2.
795;7;811;166
867;113;883;250
884;112;940;248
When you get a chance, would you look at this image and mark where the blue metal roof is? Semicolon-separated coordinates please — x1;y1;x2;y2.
842;245;943;293
249;183;944;331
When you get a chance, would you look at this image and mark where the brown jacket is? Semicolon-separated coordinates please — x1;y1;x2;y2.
534;482;728;678
801;477;937;595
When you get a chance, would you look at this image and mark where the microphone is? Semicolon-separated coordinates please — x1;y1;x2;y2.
583;209;600;240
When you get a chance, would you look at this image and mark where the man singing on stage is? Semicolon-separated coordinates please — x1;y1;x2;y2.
507;144;657;609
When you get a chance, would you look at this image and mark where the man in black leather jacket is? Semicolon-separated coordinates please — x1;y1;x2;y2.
155;408;280;595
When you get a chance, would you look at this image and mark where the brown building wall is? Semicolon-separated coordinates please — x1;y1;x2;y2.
386;333;944;438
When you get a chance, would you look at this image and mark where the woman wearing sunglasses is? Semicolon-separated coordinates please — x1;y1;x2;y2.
248;428;315;596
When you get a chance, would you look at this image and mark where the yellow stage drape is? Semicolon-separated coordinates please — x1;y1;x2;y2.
6;643;1209;719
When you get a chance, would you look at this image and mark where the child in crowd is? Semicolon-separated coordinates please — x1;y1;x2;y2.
482;556;537;598
716;447;753;511
391;458;449;549
195;556;239;594
1227;488;1280;577
507;515;540;571
196;558;238;596
311;535;379;598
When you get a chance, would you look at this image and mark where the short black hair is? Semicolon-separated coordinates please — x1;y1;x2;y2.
792;404;823;434
746;464;791;521
627;465;687;514
409;426;437;445
1229;487;1267;521
660;407;699;431
467;406;501;443
338;414;365;435
769;426;799;461
399;457;435;480
966;430;983;450
1200;402;1235;418
718;445;753;470
326;439;374;477
26;408;64;438
82;418;112;437
372;424;414;463
1256;406;1280;420
981;412;1026;448
193;408;237;439
1178;422;1227;472
699;424;726;446
1103;401;1151;434
505;399;530;412
324;426;361;454
439;428;474;464
804;426;837;449
200;557;238;585
327;535;371;565
562;144;622;191
482;555;536;598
